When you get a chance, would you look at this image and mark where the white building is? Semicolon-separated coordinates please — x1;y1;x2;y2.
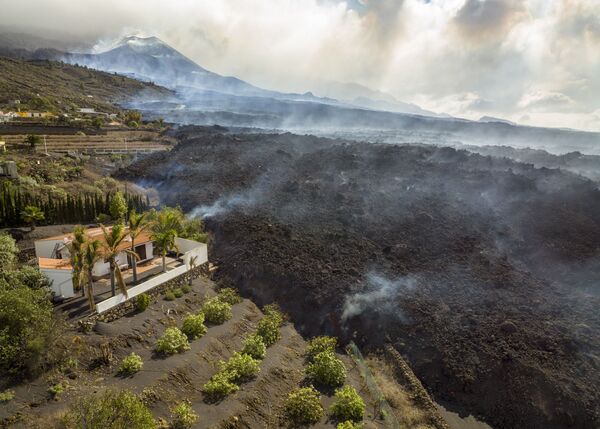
34;226;154;298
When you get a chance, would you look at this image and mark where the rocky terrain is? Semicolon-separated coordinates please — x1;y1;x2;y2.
119;126;600;429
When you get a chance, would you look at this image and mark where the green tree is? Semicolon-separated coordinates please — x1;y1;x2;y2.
109;192;127;221
80;238;102;311
100;224;136;297
91;117;104;128
127;210;148;283
20;205;45;231
65;226;86;296
24;134;42;149
151;208;181;272
0;233;19;269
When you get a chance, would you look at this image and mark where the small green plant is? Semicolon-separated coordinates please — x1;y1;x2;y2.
263;304;284;325
171;400;198;429
181;313;207;340
307;336;337;360
202;371;239;399
0;389;15;403
330;385;365;422
202;297;232;325
136;293;151;312
284;386;324;425
164;290;176;301
256;316;281;347
48;382;65;397
217;287;242;305
220;352;260;382
173;288;184;298
119;352;143;376
242;334;266;360
181;284;192;294
155;327;190;355
337;421;363;429
306;350;346;387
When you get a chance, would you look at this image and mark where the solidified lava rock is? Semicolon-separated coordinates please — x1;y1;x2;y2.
119;126;600;429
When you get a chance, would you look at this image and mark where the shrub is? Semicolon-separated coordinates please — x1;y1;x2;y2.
173;288;184;298
242;334;266;360
284;386;324;425
181;284;192;294
337;421;363;429
306;350;346;387
0;281;60;376
0;233;19;268
202;371;239;399
61;389;156;429
48;382;65;397
171;400;198;429
263;304;284;325
256;316;281;347
217;287;242;305
307;336;337;361
164;290;176;301
330;385;365;422
136;293;151;312
119;352;143;375
220;352;260;382
181;313;207;340
0;389;15;403
202;297;232;325
155;328;190;355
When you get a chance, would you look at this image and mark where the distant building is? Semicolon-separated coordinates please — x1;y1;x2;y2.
0;160;18;178
0;141;5;152
78;108;96;114
15;111;53;119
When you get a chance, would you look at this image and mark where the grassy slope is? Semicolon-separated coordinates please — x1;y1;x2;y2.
0;57;170;113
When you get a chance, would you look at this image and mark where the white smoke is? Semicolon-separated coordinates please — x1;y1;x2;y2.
342;271;417;321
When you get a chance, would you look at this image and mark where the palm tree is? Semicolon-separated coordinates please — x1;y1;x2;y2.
66;225;86;296
128;210;148;283
151;210;180;273
80;238;102;312
21;205;44;231
100;223;137;297
188;255;198;287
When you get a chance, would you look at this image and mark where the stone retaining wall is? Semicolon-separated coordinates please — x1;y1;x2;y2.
80;263;208;327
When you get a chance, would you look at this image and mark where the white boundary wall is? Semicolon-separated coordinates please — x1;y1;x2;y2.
95;241;208;314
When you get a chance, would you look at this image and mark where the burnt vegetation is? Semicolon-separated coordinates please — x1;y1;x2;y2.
120;127;600;429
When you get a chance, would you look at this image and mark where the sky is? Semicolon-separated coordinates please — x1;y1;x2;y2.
1;0;599;131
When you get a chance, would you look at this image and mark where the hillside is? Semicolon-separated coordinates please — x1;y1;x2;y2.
0;57;170;114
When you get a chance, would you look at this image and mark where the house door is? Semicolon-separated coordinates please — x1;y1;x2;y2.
129;244;147;266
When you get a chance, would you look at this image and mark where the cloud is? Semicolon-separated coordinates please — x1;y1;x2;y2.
0;0;599;131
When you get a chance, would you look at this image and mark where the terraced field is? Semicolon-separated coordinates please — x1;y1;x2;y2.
1;276;439;428
2;130;174;154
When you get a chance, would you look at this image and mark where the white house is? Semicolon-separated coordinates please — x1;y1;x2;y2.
35;226;154;298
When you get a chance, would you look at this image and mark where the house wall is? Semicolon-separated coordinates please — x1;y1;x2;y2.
137;242;153;263
92;252;128;277
34;239;64;258
42;268;74;299
175;237;208;267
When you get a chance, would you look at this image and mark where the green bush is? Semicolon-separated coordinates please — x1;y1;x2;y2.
0;280;60;376
155;327;190;355
181;313;207;340
307;336;337;361
202;297;232;325
48;382;65;397
0;389;15;403
181;284;192;294
136;293;151;312
171;400;198;429
256;316;281;347
0;233;19;268
242;334;266;360
263;304;284;325
337;421;363;429
306;350;346;387
217;287;242;305
61;389;156;429
284;386;324;425
173;288;184;298
220;352;260;382
202;371;239;399
164;290;176;301
330;385;365;422
119;352;143;375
